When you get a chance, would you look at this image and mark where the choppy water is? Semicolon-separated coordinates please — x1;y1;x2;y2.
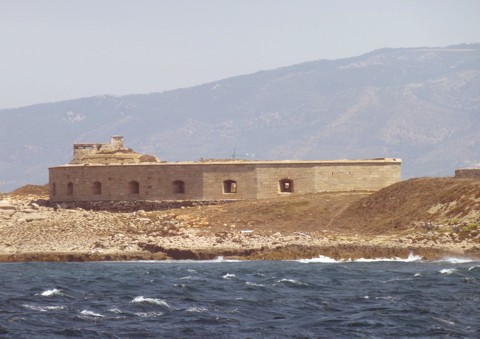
1;256;479;338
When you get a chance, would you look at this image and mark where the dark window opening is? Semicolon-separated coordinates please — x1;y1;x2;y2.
92;181;102;195
279;179;294;193
67;182;73;196
173;180;185;194
129;181;140;194
223;180;237;193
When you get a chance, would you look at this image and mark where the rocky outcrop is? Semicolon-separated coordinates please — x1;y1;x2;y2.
2;177;480;262
1;195;479;262
50;199;235;212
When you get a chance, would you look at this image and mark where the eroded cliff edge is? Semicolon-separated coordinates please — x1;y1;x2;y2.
1;178;479;262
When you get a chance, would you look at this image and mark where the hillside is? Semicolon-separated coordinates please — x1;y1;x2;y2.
174;177;480;238
1;44;480;192
1;177;479;262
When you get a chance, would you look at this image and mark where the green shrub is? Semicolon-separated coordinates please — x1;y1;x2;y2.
462;223;478;232
449;218;459;225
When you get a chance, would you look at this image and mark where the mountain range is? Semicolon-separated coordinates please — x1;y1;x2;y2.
1;43;479;192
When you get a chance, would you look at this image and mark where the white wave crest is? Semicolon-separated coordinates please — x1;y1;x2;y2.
131;296;171;308
432;316;455;326
23;304;65;312
180;275;197;280
211;256;241;263
298;255;340;263
108;307;123;314
222;273;236;279
186;306;208;313
245;281;266;287
297;252;422;263
375;296;401;301
439;268;457;275
135;311;164;318
277;279;309;287
169;257;242;263
437;257;474;264
174;283;188;288
80;310;104;318
39;288;63;297
356;253;423;262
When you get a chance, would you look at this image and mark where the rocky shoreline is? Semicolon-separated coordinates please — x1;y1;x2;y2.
1;188;479;262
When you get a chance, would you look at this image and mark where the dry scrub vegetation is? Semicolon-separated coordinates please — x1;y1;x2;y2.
1;177;479;261
173;177;480;239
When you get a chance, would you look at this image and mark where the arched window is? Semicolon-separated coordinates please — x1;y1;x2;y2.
223;180;237;193
173;180;185;194
92;181;102;195
67;182;74;196
52;183;56;197
129;181;140;194
279;178;294;193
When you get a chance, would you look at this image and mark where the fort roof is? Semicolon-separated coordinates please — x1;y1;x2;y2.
51;157;401;169
53;136;401;168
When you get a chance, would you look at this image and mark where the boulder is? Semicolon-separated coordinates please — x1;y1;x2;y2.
0;200;16;211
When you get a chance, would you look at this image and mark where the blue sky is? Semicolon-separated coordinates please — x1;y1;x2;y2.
1;0;479;109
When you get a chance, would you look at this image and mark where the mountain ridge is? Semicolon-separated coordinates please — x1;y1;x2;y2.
1;44;479;191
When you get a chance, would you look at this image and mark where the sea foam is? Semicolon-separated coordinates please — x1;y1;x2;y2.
39;288;63;297
297;255;340;263
135;311;164;318
276;279;309;287
436;257;474;264
439;268;457;275
186;306;208;313
23;304;65;312
222;273;236;279
80;310;104;318
356;253;422;262
131;296;171;308
297;253;422;263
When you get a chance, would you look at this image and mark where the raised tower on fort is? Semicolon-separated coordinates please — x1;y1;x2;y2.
70;136;159;165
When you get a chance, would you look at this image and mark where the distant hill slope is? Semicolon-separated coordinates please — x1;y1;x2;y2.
1;44;479;191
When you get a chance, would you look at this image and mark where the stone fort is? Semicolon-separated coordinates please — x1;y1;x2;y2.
49;136;402;203
455;168;480;179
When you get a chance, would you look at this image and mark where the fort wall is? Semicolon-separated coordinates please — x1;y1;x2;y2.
455;168;480;179
49;159;401;203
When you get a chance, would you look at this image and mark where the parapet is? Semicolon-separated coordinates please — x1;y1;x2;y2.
70;136;160;165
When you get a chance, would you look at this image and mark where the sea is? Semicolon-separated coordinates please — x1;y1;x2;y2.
1;255;479;338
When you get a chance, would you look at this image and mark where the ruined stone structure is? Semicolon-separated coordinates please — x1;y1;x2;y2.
455;168;480;179
49;137;402;203
70;135;160;165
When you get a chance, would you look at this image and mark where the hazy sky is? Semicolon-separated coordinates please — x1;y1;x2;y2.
1;0;479;109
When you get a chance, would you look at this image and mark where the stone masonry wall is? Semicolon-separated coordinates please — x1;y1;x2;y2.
455;169;480;179
49;160;401;203
255;164;315;199
315;163;400;192
202;164;258;200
